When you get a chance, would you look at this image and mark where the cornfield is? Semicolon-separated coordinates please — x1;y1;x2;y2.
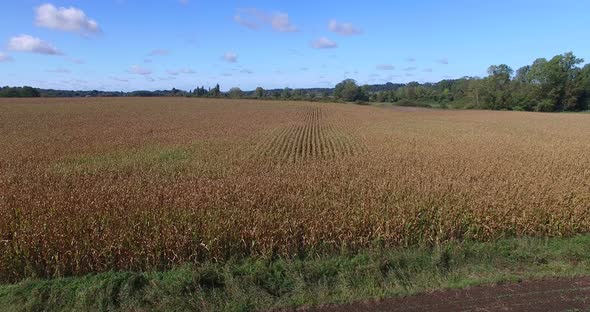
1;97;589;282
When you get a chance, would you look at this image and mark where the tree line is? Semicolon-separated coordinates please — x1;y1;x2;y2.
367;52;590;112
0;86;41;98
1;52;588;112
191;52;590;112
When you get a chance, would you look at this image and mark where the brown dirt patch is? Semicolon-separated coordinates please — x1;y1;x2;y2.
305;277;590;312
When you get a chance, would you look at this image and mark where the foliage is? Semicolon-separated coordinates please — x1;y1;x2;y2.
370;52;589;112
333;79;369;102
0;86;40;98
254;87;264;99
228;87;242;98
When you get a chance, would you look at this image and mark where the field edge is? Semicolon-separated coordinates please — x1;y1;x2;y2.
1;234;590;311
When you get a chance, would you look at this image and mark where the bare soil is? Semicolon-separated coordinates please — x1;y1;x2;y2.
303;277;590;312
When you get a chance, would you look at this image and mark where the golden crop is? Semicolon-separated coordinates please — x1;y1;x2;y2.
1;97;589;282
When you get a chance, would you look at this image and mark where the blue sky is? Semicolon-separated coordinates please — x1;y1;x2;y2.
1;0;589;91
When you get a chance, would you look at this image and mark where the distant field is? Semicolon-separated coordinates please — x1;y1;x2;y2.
1;97;590;282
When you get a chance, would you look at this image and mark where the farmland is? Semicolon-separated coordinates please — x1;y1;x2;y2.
2;97;590;281
1;97;590;288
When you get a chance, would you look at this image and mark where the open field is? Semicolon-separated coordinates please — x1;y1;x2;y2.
1;97;590;285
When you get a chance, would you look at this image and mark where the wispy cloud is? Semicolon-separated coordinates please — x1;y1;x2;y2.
328;19;362;36
46;67;70;73
35;3;101;35
179;68;195;74
234;9;298;32
167;68;195;75
8;35;61;55
376;64;395;70
271;13;297;32
110;76;129;82
0;52;14;62
240;69;253;74
149;49;169;56
234;14;259;29
128;65;152;75
311;37;337;49
66;57;84;64
234;8;265;29
403;66;418;71
223;52;238;63
437;57;449;64
422;68;433;72
406;57;416;62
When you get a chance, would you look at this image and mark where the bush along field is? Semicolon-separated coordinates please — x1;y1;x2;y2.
1;97;590;310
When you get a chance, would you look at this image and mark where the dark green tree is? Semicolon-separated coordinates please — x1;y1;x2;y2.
209;84;221;97
334;79;364;102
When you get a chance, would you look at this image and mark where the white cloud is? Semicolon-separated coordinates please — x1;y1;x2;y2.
403;66;418;71
223;52;238;63
0;52;13;62
311;37;337;49
423;68;433;72
328;19;361;36
8;35;61;55
35;3;101;35
437;58;449;64
271;13;297;32
149;49;169;56
376;64;395;70
240;69;253;74
234;9;297;32
128;65;152;75
234;14;260;30
406;57;416;62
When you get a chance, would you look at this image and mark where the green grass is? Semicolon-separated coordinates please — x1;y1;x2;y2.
2;235;590;311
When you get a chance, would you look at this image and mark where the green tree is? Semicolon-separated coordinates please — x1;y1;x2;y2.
228;87;242;98
482;64;513;109
209;84;221;97
254;87;264;99
280;87;292;99
334;79;365;102
291;89;303;100
20;86;40;97
527;52;584;111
